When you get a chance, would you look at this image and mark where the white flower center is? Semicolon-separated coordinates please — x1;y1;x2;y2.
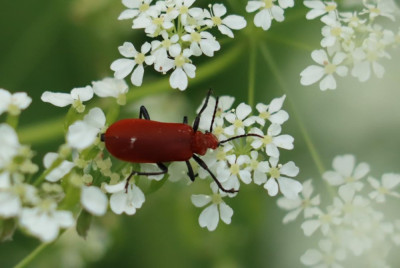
367;51;378;62
216;149;226;161
211;16;222;26
259;111;270;120
191;32;201;42
8;103;21;116
139;3;149;12
212;193;223;204
233;119;243;128
269;167;280;178
262;135;272;145
230;163;240;175
180;6;188;14
174;54;186;67
135;53;146;65
324;62;336;74
345;176;355;183
250;160;259;170
72;99;85;113
214;126;224;136
325;4;336;12
162;39;172;48
378;187;389;194
319;213;332;224
152;17;164;26
264;0;273;9
330;27;342;37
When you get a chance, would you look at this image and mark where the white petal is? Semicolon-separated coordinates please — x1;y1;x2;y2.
319;74;336;90
278;177;302;199
41;92;73;107
280;161;299;177
70;86;93;102
104;182;125;193
254;9;271;30
222;15;247;30
382;173;400;189
300;249;323;265
219;202;233;224
81;186;108;216
0;192;21;217
131;65;145;86
353;162;370;179
218;24;234;38
109;192;129;215
191;194;212;207
199;204;219;231
111;59;135;79
170;68;188;91
264;178;279;196
67;121;98;150
301;220;321;236
212;4;226;17
333;155;355;177
300;65;325;85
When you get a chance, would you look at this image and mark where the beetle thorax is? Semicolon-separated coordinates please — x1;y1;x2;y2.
192;131;218;156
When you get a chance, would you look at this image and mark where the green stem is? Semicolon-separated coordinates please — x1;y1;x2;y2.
258;44;327;178
14;242;50;268
6;114;19;129
248;40;256;107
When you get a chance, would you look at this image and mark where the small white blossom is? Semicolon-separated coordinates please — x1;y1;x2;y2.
205;4;247;38
303;0;337;20
254;95;289;126
0;124;20;169
218;154;252;191
246;0;294;31
67;107;106;150
323;154;370;193
301;206;342;236
368;173;400;203
92;77;129;105
0;191;21;218
0;89;32;116
181;29;220;57
43;152;74;182
168;47;196;91
41;86;94;113
301;240;346;267
224;103;255;136
247;151;269;185
321;14;354;48
263;157;301;199
277;179;320;223
300;49;348;91
81;186;108;216
191;182;233;231
362;0;396;21
19;200;74;242
118;0;155;20
250;125;294;158
111;42;155;87
104;181;145;215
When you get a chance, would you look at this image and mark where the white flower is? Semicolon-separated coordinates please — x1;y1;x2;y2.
300;49;348;91
196;95;235;132
104;181;145;215
133;8;173;36
320;14;354;48
191;182;233;231
67;107;106;150
218;154;252;191
81;186;108;216
301;206;341;236
247;151;269;185
118;0;155;20
224;103;255;136
0;124;20;169
263;157;301;199
92;77;129;105
300;240;346;267
206;4;247;38
41;86;94;113
250;124;294;158
151;32;179;72
43;152;74;182
0;89;32;116
181;29;220;57
19;200;74;242
168;47;196;91
362;0;396;21
277;179;320;223
0;191;21;218
254;95;289;126
368;173;400;203
246;0;293;31
111;42;155;86
323;154;370;193
303;0;337;20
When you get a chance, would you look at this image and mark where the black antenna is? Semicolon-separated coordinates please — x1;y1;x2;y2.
209;96;219;133
193;89;213;132
218;133;264;146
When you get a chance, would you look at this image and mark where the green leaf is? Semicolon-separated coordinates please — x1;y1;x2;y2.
76;209;92;239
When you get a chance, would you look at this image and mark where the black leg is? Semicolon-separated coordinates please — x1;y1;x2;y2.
139;105;151;120
185;160;197;181
124;162;168;192
183;116;188;124
192;154;237;193
193;89;212;131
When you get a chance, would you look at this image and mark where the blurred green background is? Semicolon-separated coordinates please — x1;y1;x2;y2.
1;0;400;267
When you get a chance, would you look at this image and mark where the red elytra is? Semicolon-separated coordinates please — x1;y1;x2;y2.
103;119;218;163
101;90;262;193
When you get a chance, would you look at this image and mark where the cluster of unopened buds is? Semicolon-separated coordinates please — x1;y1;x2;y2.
278;154;400;267
300;0;400;90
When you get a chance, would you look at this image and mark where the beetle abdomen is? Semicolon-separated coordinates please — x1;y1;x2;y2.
104;119;194;163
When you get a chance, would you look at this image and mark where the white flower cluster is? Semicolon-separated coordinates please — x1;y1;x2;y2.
111;0;247;90
278;154;400;267
245;0;294;30
183;94;302;231
300;0;400;90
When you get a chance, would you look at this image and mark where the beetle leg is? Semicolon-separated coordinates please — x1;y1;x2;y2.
182;116;188;125
193;89;213;131
192;154;238;194
124;162;168;192
185;160;197;181
139;106;151;120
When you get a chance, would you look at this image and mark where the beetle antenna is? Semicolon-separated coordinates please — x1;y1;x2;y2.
218;133;264;146
209;96;219;133
193;88;213;131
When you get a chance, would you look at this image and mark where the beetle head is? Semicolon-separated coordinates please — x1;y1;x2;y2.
192;131;218;155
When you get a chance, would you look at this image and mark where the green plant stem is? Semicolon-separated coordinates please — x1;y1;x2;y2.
14;242;49;268
248;40;256;107
19;44;243;145
258;44;327;179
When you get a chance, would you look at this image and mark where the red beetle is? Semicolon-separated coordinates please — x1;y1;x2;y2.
101;90;262;193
